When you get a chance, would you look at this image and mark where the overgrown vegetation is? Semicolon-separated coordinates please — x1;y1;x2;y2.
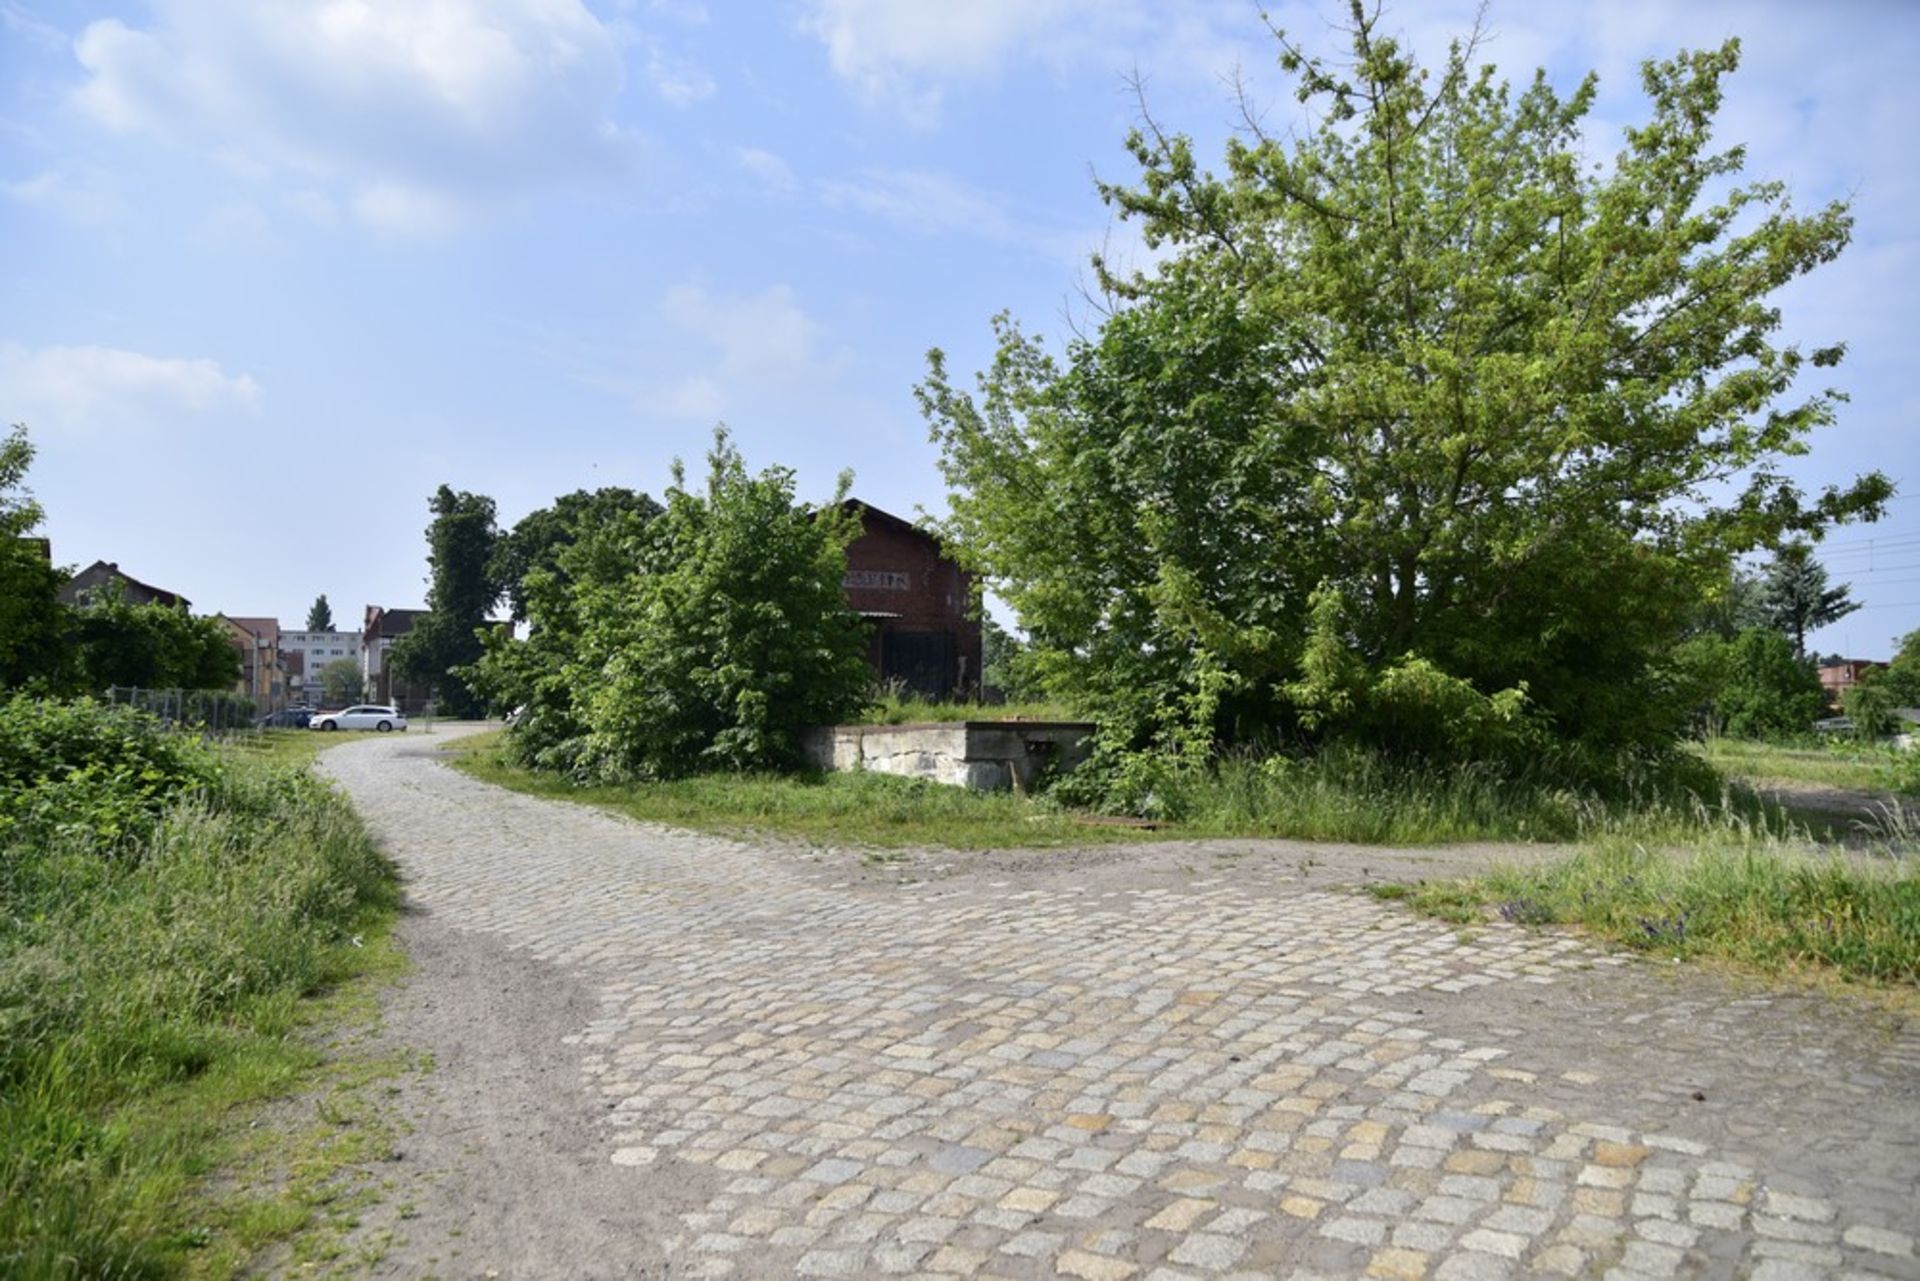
451;729;1821;852
859;689;1077;725
0;700;397;1277
1383;841;1920;985
918;8;1889;808
469;431;872;779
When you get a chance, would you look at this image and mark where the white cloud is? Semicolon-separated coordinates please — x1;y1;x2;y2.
2;166;125;226
0;342;261;435
735;147;798;196
351;181;465;237
798;0;1099;122
819;168;1019;240
795;0;1263;124
819;167;1117;268
654;282;834;418
645;43;715;106
70;0;638;233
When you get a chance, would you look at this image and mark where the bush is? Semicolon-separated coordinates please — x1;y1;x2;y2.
1717;628;1825;739
0;696;220;848
0;730;392;1276
496;430;872;780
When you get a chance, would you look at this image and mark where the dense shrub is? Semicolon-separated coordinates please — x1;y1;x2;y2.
1716;628;1826;740
0;696;221;848
475;431;871;780
0;712;392;1277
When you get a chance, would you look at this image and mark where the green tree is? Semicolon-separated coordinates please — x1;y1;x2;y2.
316;657;363;705
491;487;662;622
1715;627;1825;739
981;616;1040;702
919;10;1888;780
1841;682;1897;739
389;485;499;717
306;593;334;631
1761;541;1858;658
554;430;870;779
0;425;71;691
1859;629;1920;708
70;587;239;691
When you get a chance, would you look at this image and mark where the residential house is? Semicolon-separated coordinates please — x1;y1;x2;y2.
59;560;190;609
220;615;286;706
840;500;982;700
362;606;430;709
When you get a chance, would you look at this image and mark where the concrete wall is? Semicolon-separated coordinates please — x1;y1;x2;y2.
802;721;1095;793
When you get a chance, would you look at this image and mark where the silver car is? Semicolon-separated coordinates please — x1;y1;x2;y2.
310;704;408;732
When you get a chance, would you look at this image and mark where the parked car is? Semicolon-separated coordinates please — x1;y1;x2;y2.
258;705;314;729
310;704;408;732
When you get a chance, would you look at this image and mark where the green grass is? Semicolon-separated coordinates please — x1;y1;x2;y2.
220;728;384;770
1379;840;1920;986
448;731;1146;851
1698;736;1891;792
856;692;1081;725
0;741;403;1278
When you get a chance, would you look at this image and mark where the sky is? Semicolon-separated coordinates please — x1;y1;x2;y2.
2;0;1915;657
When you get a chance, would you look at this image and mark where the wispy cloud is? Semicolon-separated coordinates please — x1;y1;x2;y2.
2;166;125;227
0;342;261;436
69;0;641;235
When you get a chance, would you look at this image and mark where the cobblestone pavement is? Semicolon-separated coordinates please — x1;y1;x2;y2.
324;731;1920;1280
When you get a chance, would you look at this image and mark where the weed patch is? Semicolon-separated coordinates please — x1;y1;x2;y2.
1394;843;1920;985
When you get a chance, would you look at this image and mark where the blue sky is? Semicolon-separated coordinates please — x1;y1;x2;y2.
3;0;1915;656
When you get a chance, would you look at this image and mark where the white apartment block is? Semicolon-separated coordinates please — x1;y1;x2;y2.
283;629;364;700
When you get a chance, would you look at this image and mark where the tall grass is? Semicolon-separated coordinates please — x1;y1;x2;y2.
1386;840;1920;984
0;758;395;1278
1122;746;1803;847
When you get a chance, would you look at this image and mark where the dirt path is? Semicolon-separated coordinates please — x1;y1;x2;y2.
314;728;1920;1280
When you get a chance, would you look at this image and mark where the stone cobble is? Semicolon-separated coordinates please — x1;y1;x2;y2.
324;733;1920;1279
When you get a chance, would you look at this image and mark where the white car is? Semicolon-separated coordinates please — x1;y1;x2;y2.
310;704;408;732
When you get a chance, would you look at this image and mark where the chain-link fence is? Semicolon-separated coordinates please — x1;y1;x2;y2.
103;686;264;734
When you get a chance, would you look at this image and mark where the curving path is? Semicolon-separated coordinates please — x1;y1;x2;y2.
318;728;1919;1280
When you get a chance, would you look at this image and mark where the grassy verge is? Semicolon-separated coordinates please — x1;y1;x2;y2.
1698;736;1890;792
0;739;403;1278
447;731;1147;851
448;731;1814;853
1375;840;1919;986
221;728;384;770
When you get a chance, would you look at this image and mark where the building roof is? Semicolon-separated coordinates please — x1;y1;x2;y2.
59;559;191;610
840;498;940;546
223;615;281;645
364;605;428;637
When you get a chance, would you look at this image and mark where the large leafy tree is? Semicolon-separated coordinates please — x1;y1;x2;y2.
920;9;1888;774
390;485;499;717
491;487;661;622
1761;541;1858;659
0;425;69;691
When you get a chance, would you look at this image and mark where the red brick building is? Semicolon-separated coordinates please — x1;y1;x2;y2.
840;500;982;699
1818;659;1881;708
